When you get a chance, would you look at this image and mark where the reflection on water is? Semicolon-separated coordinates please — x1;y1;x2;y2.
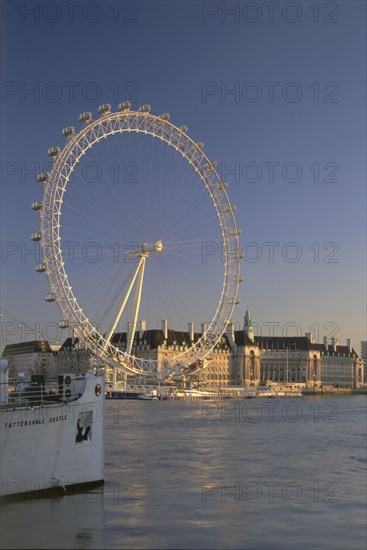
0;492;105;549
1;396;366;549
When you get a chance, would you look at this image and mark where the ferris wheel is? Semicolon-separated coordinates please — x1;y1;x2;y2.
31;103;242;377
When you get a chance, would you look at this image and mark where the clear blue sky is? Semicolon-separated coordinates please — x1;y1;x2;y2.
1;0;366;353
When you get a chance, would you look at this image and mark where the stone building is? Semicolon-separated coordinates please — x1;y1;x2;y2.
231;311;364;389
2;340;56;378
2;312;364;389
319;338;364;389
231;309;262;386
256;336;363;389
361;341;367;383
108;320;235;388
54;337;93;375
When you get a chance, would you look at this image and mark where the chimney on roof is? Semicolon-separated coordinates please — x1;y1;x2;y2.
305;332;314;344
139;320;146;339
347;338;352;353
201;323;207;341
323;336;328;350
226;320;235;347
331;337;338;352
188;322;194;342
161;320;168;340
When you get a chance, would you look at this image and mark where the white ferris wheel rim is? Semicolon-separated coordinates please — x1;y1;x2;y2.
37;107;241;376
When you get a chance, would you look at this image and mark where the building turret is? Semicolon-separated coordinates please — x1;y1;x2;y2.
243;306;254;342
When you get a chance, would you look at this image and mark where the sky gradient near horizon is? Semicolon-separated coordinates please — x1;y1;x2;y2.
0;0;366;353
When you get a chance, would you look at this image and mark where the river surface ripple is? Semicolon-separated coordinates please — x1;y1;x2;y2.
1;396;366;549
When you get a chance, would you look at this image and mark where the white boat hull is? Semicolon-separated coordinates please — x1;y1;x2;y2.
0;374;104;497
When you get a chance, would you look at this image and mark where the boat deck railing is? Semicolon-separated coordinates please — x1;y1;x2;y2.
0;377;86;410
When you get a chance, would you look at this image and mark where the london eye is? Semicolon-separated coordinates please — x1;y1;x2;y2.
31;103;242;379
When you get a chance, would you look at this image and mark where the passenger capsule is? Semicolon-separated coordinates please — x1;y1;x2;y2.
237;276;244;283
48;147;61;158
138;105;151;113
61;126;75;137
224;204;236;213
118;101;131;112
45;293;56;302
31;232;42;241
179;125;188;133
32;201;43;211
35;263;46;273
37;172;50;183
230;228;241;236
160;113;170;121
98;103;111;116
195;142;204;149
79;112;92;123
58;320;69;329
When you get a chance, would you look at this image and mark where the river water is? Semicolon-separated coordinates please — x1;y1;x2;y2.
1;396;366;549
